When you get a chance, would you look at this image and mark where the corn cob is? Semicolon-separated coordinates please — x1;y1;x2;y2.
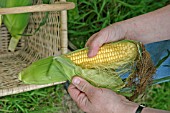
19;40;140;90
19;40;156;98
65;40;138;69
2;0;32;51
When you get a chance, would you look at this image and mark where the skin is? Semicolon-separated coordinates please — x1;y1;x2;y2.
69;77;170;113
68;5;170;113
86;5;170;57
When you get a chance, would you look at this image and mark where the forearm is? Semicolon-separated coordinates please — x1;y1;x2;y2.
123;5;170;44
142;107;170;113
122;102;170;113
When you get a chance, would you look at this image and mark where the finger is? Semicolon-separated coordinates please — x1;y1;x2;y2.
68;84;91;112
87;45;100;58
85;33;100;57
85;33;98;47
72;76;98;100
86;32;106;57
85;33;99;57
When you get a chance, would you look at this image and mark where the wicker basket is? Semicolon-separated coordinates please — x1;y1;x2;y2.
0;0;74;97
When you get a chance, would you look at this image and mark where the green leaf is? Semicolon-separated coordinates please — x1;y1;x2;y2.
152;76;170;84
82;69;125;91
54;56;76;80
33;12;49;34
3;0;33;51
0;0;6;8
19;55;125;92
156;49;170;68
42;0;50;4
19;57;67;84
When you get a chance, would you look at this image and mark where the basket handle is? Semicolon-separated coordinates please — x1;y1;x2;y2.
0;2;75;15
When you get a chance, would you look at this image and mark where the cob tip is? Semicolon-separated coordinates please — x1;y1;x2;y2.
18;72;22;81
8;37;20;52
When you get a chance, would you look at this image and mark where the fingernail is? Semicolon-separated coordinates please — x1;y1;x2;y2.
72;78;80;85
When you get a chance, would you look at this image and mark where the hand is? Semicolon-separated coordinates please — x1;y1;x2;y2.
86;5;170;58
86;22;128;57
68;77;138;113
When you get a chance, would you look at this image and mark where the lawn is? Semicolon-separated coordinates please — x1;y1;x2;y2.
0;0;170;112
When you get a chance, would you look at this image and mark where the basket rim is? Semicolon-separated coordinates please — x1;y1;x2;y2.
0;2;75;15
0;81;66;97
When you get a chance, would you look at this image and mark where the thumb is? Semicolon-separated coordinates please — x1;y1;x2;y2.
72;76;98;99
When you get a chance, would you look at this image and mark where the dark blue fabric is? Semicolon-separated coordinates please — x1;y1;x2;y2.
145;40;170;82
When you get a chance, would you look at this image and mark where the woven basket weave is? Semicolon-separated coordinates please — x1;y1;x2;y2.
0;0;74;97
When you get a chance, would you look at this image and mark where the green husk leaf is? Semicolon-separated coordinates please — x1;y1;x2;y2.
19;55;125;92
55;56;125;91
2;0;32;51
8;37;20;51
81;69;125;91
19;57;67;84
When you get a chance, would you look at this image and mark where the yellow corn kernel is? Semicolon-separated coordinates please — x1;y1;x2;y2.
65;40;138;69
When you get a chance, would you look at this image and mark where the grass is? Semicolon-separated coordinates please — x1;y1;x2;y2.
68;0;169;48
0;84;66;113
0;83;169;112
135;82;170;110
0;0;170;112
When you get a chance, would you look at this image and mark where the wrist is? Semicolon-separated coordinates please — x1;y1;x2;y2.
119;100;139;113
135;105;145;113
121;19;138;41
110;21;130;41
115;20;137;42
